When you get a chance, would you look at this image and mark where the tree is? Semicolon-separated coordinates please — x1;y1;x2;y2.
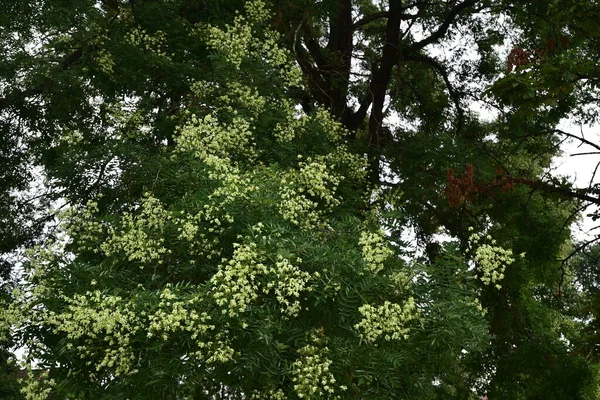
1;0;599;398
0;288;23;400
3;2;494;398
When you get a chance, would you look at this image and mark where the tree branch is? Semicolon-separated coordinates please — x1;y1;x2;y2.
512;177;600;205
367;0;403;148
352;12;389;30
552;129;600;152
411;0;479;50
403;51;465;133
0;45;98;111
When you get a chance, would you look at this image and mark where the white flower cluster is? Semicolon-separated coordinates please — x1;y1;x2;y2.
207;166;256;206
468;230;515;289
298;160;342;206
125;28;169;57
100;194;171;266
95;49;116;76
21;240;67;298
359;230;393;274
178;0;307;164
279;186;323;228
250;389;287;399
324;146;369;181
177;114;257;162
211;243;269;317
388;271;412;294
146;288;234;363
267;256;312;317
355;299;418;343
273;99;306;143
146;288;225;357
203;0;301;85
59;129;84;145
292;341;339;398
39;287;237;381
211;243;312;317
278;157;342;229
312;108;347;143
0;298;13;342
45;291;140;376
20;368;56;400
175;210;224;260
217;81;267;117
63;200;104;252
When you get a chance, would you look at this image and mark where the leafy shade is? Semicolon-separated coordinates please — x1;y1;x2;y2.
2;0;600;398
2;3;495;399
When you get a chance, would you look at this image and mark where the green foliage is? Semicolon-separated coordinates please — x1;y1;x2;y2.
0;348;23;400
1;0;600;398
1;3;491;398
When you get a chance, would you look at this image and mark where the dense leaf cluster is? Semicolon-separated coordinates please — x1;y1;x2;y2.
1;0;600;399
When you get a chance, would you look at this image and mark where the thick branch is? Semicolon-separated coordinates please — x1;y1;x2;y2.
294;41;336;112
367;0;403;148
552;129;600;152
403;52;465;133
352;12;389;29
513;177;600;205
325;0;354;120
0;45;97;111
412;0;479;50
293;1;355;123
301;25;328;68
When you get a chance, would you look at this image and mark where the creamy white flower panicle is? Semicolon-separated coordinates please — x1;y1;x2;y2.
21;240;68;298
177;114;258;162
203;0;301;85
45;291;140;377
355;299;419;343
297;160;342;205
178;0;304;164
59;128;84;145
64;199;104;252
468;229;515;289
145;287;236;363
211;242;269;317
388;270;412;294
277;149;366;229
126;28;169;58
40;286;236;378
171;163;254;262
267;255;312;317
21;367;56;400
211;241;312;318
148;287;210;340
100;194;172;266
273;99;306;143
217;81;267;117
278;156;344;229
2;243;70;374
312;108;347;143
175;210;226;260
326;146;369;181
250;389;287;400
359;230;394;274
8;2;381;397
278;186;322;228
173;0;367;237
291;333;346;399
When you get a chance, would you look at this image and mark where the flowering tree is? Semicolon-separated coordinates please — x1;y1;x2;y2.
1;3;493;398
2;0;600;398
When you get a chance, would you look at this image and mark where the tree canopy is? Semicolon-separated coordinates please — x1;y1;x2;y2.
1;0;600;398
